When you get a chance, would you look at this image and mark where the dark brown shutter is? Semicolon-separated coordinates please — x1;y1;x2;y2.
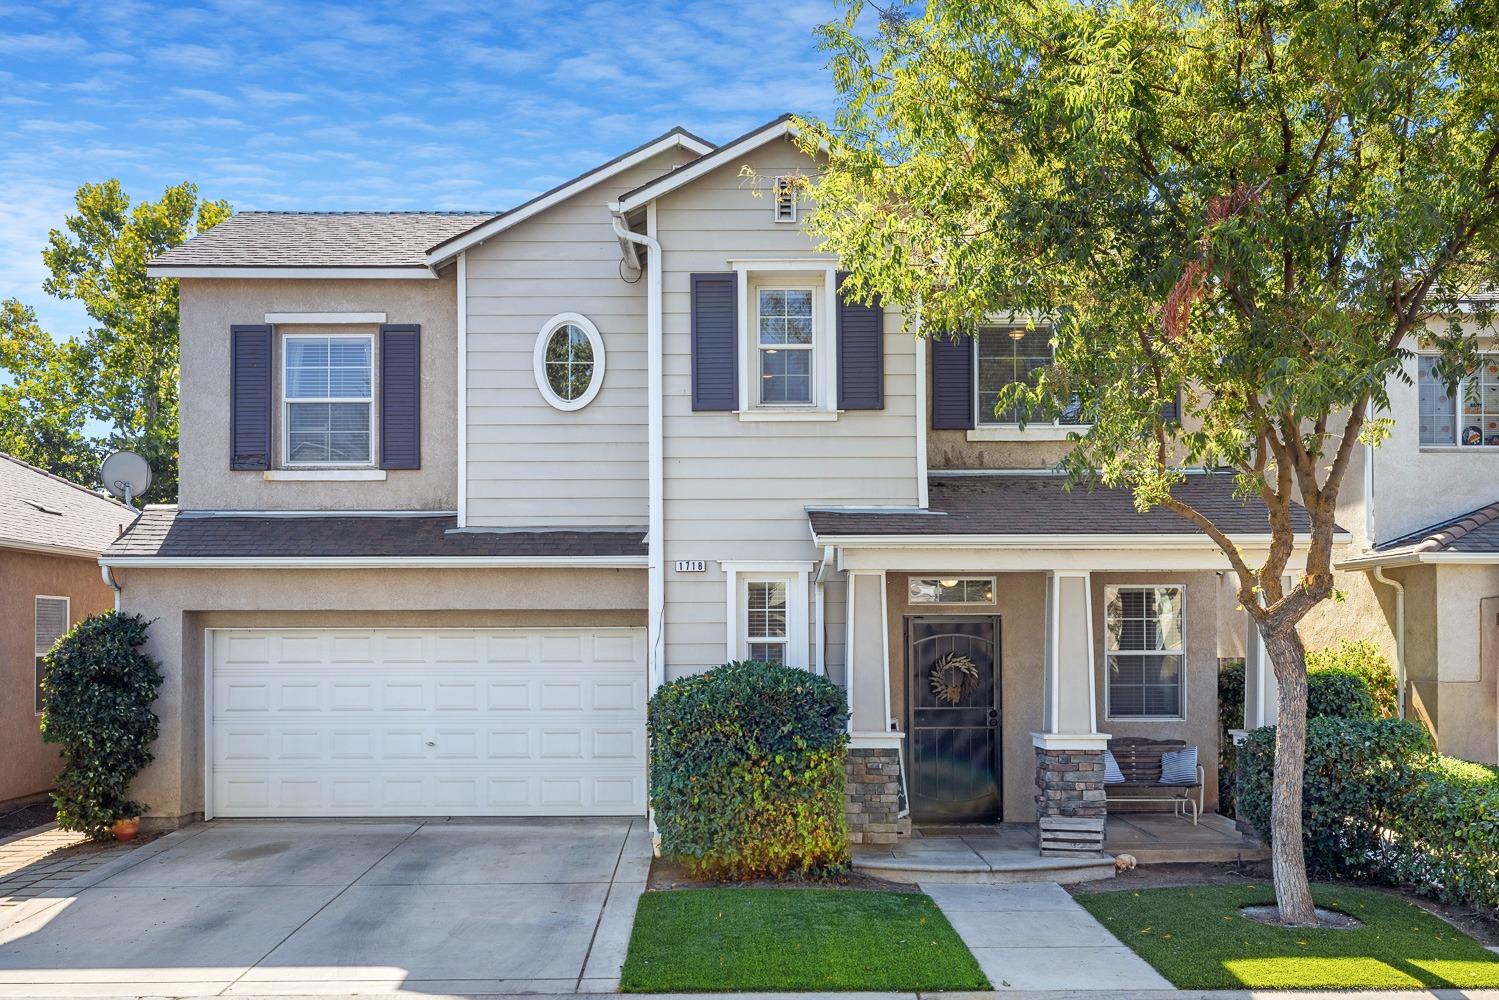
230;325;272;470
836;272;883;410
930;334;975;429
691;272;739;411
380;324;421;470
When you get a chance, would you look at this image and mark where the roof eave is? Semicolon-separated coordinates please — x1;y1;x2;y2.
425;129;717;266
812;531;1343;549
146;265;440;280
1338;549;1499;569
1;537;110;560
100;554;649;569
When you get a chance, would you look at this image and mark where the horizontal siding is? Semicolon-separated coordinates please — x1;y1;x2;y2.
464;147;695;528
658;139;919;677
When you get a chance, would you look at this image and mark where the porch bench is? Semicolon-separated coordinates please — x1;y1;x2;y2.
1105;737;1205;825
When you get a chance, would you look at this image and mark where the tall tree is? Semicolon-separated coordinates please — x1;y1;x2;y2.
803;0;1499;924
1;181;231;502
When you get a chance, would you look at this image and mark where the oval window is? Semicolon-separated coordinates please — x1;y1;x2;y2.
533;313;605;411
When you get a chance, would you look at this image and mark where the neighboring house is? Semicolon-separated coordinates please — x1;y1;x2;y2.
109;116;1353;852
0;454;129;805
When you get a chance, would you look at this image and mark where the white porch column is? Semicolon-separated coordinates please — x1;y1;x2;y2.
1032;571;1109;856
1243;613;1279;730
843;569;903;845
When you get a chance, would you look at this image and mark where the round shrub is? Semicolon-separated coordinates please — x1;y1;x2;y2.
40;612;164;839
1306;668;1378;720
1307;639;1398;717
1390;758;1499;911
647;660;850;879
1239;716;1433;877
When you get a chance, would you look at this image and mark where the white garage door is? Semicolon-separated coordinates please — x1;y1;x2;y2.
208;627;647;818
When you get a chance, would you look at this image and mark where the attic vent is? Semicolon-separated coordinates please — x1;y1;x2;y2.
773;176;797;223
24;500;63;516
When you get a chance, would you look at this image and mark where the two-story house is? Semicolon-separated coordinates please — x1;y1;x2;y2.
110;116;1399;855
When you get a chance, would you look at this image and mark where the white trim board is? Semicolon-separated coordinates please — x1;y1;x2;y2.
147;266;437;280
427;130;714;265
99;555;648;569
265;312;386;325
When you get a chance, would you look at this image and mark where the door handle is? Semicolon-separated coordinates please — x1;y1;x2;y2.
986;709;999;728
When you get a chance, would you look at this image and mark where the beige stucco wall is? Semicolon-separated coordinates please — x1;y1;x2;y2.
1433;565;1499;764
0;549;115;804
116;565;645;823
177;275;459;511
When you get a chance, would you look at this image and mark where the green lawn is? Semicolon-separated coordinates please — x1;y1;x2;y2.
1077;883;1499;990
619;888;990;993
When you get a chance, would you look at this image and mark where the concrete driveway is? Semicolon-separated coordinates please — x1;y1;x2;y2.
0;817;650;997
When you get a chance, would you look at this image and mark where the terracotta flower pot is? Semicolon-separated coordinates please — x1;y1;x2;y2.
111;817;140;842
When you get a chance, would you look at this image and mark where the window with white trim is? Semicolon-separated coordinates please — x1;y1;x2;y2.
756;287;816;406
745;580;789;663
909;577;995;605
283;333;374;465
34;596;68;715
1418;353;1499;447
1104;585;1184;719
975;325;1084;426
534;313;605;411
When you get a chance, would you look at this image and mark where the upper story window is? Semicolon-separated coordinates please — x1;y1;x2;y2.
283;334;374;466
756;287;816;406
976;325;1084;426
534;313;605;411
1104;585;1184;720
1418;353;1499;447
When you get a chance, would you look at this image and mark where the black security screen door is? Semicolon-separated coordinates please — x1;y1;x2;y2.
906;616;1001;823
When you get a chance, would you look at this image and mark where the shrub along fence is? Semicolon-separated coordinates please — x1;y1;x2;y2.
1240;715;1499;915
647;660;851;879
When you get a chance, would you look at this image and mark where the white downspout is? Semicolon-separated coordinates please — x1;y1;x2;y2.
101;564;121;612
1371;566;1406;718
612;211;665;694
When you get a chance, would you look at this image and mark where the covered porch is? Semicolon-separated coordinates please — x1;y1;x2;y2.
813;472;1315;864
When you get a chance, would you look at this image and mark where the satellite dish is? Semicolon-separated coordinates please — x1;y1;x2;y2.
100;451;152;508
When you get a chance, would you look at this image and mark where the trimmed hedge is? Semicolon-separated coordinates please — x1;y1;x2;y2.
1306;668;1378;720
39;612;164;839
647;660;851;879
1240;718;1499;913
1306;639;1398;718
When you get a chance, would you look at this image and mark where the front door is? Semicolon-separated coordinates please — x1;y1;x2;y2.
906;616;1001;823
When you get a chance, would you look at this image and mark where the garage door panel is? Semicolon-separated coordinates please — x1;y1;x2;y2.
210;628;647;818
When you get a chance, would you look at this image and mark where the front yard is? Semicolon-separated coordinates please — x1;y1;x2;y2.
1078;882;1499;991
619;887;989;993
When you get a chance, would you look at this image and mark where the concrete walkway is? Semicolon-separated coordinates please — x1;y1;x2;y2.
922;881;1174;992
0;823;141;912
0;817;649;997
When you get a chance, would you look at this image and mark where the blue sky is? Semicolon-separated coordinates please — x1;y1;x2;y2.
0;0;844;338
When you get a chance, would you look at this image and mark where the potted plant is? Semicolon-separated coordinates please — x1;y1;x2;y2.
111;802;144;842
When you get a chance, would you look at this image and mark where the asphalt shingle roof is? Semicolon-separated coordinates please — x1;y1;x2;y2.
0;454;133;556
151;212;498;270
1374;501;1499;554
807;473;1315;538
104;507;647;560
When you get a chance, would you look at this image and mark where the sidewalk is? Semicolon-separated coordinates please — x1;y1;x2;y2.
0;823;140;912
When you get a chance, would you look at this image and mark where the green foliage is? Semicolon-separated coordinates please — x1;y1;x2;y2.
1240;719;1499;913
647;660;850;879
40;612;165;839
1217;659;1244;816
1;181;231;502
1306;640;1398;718
1305;669;1378;721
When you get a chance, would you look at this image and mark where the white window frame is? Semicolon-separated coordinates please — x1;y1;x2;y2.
908;576;997;606
731;260;840;421
533;312;606;412
967;323;1090;441
34;595;69;716
1102;583;1186;722
722;560;813;669
1416;351;1499;450
281;331;377;468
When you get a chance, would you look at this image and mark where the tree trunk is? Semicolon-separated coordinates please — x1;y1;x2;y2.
1260;623;1318;926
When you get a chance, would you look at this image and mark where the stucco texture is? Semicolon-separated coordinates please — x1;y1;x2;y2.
116;565;645;823
882;570;1222;824
177;275;458;511
0;549;114;803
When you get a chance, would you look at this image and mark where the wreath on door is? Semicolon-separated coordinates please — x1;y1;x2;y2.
929;651;980;705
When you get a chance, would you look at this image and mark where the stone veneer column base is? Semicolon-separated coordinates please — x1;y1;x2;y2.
846;747;904;845
1034;746;1107;857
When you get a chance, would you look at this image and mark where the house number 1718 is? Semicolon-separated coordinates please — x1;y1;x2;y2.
674;560;706;573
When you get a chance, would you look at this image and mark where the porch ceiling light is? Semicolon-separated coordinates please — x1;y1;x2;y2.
939;578;959;588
